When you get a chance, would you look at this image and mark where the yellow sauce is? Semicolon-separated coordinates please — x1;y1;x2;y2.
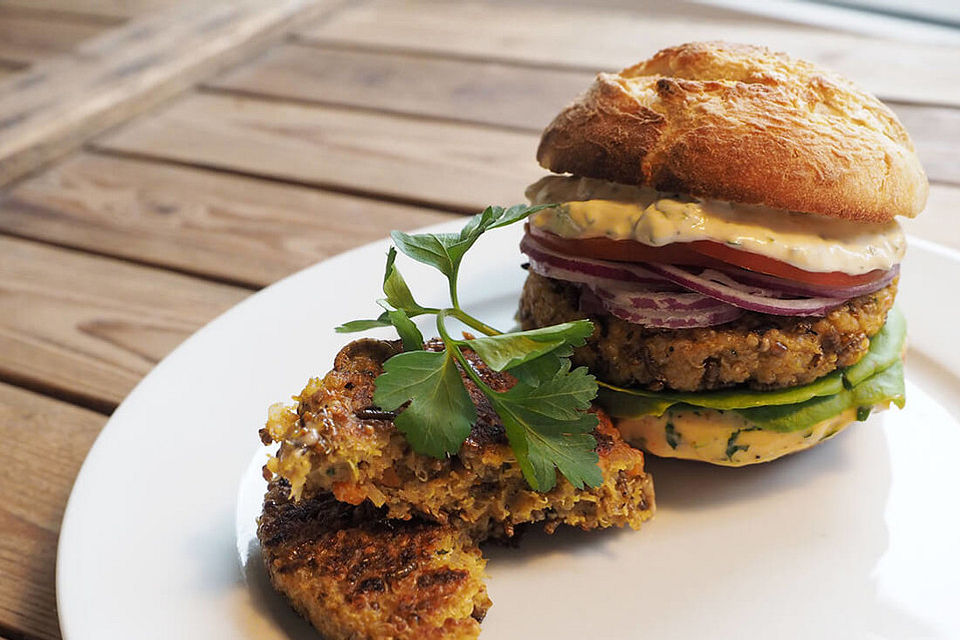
526;176;905;275
614;404;889;466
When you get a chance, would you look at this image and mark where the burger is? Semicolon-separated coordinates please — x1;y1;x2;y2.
517;42;925;466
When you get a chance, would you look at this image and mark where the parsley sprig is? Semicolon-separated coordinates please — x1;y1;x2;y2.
336;204;603;492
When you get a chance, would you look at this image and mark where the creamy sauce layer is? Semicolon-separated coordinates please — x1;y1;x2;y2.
526;176;905;275
614;405;888;466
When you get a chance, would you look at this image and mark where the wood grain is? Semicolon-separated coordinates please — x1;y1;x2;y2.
0;383;106;640
888;103;960;187
0;152;457;287
206;43;595;131
0;236;249;410
92;91;543;212
0;10;106;65
0;0;182;20
0;0;336;187
295;0;960;107
206;44;960;187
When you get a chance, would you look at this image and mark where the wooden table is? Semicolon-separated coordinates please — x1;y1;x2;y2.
0;1;957;638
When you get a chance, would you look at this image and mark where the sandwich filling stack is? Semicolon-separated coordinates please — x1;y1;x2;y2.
517;42;925;465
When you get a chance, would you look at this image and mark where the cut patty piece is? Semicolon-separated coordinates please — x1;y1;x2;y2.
261;338;654;539
518;272;897;392
258;479;490;640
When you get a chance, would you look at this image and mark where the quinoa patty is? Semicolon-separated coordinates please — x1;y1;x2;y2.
258;479;490;640
261;339;655;539
518;272;897;392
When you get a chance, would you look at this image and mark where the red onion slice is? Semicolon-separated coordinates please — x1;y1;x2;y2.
586;286;744;328
520;234;667;286
519;231;899;323
593;285;734;312
713;263;899;299
526;250;744;329
644;263;845;316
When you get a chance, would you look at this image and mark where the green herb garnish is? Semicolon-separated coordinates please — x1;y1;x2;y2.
337;204;602;492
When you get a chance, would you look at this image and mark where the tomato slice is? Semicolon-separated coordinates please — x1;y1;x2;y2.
528;227;889;288
685;241;888;288
528;227;723;268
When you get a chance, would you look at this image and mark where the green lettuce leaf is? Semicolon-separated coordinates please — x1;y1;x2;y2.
735;360;905;432
843;307;905;387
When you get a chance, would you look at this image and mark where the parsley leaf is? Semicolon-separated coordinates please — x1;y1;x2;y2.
488;364;601;490
336;316;390;333
464;320;593;371
336;248;429;335
391;203;556;281
339;201;605;492
507;346;573;386
373;350;476;458
383;306;424;352
382;247;427;315
498;360;597;419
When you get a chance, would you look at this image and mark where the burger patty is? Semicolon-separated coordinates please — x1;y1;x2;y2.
258;479;490;640
518;272;897;392
261;338;655;540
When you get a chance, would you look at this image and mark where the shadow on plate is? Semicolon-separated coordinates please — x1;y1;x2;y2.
241;537;318;639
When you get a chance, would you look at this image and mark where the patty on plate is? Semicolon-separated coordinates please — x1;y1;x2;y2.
258;479;490;640
519;271;897;392
260;338;655;539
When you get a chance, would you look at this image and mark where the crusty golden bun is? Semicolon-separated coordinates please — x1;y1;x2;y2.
537;42;927;223
612;403;888;466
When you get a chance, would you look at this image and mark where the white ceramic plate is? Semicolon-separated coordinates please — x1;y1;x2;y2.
58;221;960;639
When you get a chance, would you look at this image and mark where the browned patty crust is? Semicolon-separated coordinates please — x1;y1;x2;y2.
518;272;897;392
258;480;490;640
261;339;655;539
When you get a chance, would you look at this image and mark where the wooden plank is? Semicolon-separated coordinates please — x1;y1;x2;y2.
888;102;960;188
295;0;960;107
0;0;179;20
0;236;249;410
902;184;960;252
0;11;107;66
0;152;458;288
0;0;336;188
206;44;960;187
92;91;543;212
206;43;595;132
0;383;106;640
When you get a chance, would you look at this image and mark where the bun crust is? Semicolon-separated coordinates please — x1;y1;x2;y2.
537;42;927;222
